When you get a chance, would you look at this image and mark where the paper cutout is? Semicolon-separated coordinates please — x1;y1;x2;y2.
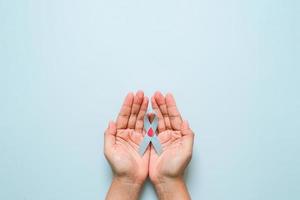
138;114;163;156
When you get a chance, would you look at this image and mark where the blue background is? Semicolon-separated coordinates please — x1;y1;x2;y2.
0;0;299;199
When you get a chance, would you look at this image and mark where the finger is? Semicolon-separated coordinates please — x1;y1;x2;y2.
181;120;193;136
166;93;182;130
128;91;144;129
116;92;134;129
135;96;149;132
104;121;117;152
181;120;194;155
154;91;171;129
151;96;166;133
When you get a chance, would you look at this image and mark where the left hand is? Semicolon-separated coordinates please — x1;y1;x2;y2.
148;92;194;186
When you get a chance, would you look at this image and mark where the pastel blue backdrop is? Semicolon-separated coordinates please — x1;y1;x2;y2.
0;0;299;199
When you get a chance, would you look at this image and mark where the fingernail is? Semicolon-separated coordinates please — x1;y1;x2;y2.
127;92;134;98
166;92;172;96
137;90;144;97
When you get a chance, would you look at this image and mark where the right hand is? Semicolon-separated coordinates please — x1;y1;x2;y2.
104;91;150;185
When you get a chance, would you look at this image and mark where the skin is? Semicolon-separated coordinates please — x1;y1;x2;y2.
104;91;150;200
104;91;194;200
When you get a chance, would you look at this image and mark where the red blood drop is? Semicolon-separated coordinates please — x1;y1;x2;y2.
147;128;154;137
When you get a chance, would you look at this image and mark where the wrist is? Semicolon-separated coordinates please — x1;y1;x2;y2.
113;176;144;188
150;172;184;186
153;177;191;200
153;176;184;189
106;177;143;200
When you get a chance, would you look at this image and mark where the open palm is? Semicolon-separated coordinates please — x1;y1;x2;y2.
149;92;194;184
104;91;150;184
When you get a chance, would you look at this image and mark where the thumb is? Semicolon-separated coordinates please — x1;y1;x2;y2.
104;121;117;150
181;120;194;154
181;120;193;136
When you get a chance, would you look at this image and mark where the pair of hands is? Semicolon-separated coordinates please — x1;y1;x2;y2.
104;91;194;200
